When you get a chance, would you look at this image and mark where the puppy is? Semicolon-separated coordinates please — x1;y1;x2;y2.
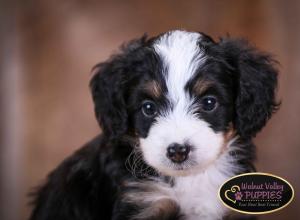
29;30;278;220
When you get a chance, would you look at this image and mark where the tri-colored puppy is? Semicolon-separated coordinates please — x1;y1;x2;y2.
30;30;278;220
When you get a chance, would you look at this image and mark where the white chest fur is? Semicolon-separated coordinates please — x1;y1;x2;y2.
172;167;230;220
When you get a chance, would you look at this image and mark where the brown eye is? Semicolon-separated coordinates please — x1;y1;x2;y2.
201;96;217;111
142;100;157;117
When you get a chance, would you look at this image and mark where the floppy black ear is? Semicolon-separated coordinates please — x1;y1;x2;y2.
220;39;279;139
90;62;127;139
89;37;147;139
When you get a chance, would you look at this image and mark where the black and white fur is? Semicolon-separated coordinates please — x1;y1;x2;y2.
29;30;279;220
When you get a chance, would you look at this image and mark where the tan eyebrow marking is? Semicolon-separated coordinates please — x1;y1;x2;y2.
143;80;162;98
193;79;213;95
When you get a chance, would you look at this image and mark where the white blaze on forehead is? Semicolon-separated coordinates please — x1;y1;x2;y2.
154;30;205;106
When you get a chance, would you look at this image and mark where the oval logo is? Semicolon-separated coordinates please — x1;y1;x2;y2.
218;172;294;214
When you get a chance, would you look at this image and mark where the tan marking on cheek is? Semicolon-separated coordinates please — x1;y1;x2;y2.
208;124;237;166
221;123;237;152
144;80;162;98
190;124;237;173
193;79;213;95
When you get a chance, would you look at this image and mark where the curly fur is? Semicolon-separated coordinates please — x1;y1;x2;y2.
29;30;278;220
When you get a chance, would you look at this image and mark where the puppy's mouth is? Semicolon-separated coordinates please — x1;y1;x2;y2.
169;160;197;170
160;159;200;176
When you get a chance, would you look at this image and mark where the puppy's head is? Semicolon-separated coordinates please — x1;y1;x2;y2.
90;30;278;176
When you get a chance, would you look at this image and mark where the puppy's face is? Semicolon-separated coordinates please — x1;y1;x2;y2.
90;30;278;176
131;32;234;175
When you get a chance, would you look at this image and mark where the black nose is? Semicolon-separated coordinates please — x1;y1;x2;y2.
166;143;191;163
